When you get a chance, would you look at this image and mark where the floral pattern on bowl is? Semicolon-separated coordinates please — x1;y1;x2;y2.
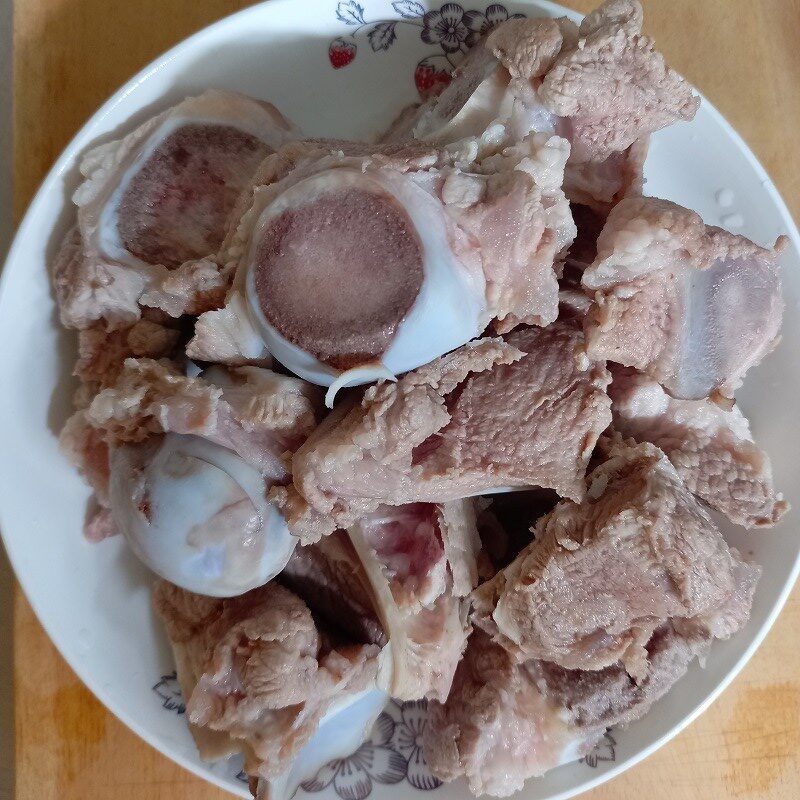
328;1;524;97
301;699;439;798
153;675;619;797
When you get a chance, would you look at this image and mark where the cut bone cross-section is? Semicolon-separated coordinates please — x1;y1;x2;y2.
189;134;575;386
582;196;785;399
249;172;425;370
53;90;299;329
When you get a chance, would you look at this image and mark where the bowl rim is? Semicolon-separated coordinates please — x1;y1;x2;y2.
2;1;800;798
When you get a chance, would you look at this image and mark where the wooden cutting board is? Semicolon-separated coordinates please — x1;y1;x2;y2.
12;1;800;798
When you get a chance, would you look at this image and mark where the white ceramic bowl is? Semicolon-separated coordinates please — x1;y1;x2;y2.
1;1;799;799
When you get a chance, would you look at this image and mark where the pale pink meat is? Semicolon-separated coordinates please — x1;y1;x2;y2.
424;621;715;797
539;6;698;162
472;439;760;678
83;358;322;477
53;91;297;330
381;1;695;211
582;196;785;399
609;367;788;527
188;134;574;367
274;327;610;542
153;580;380;779
424;630;586;797
72;317;180;407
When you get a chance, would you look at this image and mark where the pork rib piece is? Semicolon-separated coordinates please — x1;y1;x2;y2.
64;359;323;593
348;501;480;702
472;439;761;678
382;0;696;210
582;196;785;399
186;133;574;380
273;326;611;542
424;620;724;797
53;90;298;329
609;367;788;528
153;580;382;781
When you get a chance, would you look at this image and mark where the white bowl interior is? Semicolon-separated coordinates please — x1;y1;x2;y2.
1;1;799;799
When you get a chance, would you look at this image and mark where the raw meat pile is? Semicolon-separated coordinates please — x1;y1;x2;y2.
53;2;787;798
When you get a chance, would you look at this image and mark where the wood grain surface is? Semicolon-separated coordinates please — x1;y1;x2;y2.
12;1;800;798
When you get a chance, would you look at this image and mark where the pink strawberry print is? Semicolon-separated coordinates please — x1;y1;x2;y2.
329;37;357;69
414;57;452;100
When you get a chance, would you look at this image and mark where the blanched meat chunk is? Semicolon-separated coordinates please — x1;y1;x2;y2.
72;316;181;407
273;326;611;542
472;440;760;678
424;630;587;797
539;3;697;161
382;1;696;210
187;133;575;383
83;358;322;474
610;368;788;527
424;621;720;797
348;501;478;701
64;359;323;593
53;91;298;329
153;580;382;780
582;197;784;399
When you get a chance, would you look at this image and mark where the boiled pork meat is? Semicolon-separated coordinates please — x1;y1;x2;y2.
609;367;788;527
53;90;298;329
153;580;383;782
65;358;323;593
382;0;696;210
582;197;785;399
272;325;611;542
424;629;588;797
186;133;575;384
72;315;181;407
424;619;725;797
472;439;761;678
